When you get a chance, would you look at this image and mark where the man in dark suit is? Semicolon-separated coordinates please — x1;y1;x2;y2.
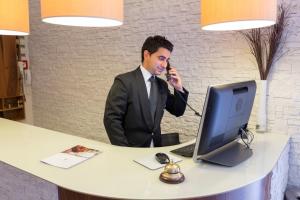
104;35;188;147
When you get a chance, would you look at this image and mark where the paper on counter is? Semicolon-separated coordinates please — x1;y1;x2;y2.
41;145;100;169
134;153;182;170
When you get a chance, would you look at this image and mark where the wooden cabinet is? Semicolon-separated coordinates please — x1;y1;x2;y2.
0;36;25;120
0;96;25;120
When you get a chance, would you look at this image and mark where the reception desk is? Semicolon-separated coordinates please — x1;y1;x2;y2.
0;118;290;200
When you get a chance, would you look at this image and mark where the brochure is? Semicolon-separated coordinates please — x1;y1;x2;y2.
41;145;100;169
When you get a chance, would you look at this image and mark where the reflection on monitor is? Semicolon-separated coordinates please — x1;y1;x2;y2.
192;80;256;167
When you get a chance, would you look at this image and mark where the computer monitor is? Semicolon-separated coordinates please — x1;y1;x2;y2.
192;80;256;167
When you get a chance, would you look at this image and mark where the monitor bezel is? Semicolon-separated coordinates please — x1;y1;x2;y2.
192;80;256;163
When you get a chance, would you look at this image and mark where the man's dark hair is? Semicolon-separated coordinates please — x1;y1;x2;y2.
141;35;173;62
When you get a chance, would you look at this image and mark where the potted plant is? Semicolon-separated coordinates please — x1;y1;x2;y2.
240;4;291;132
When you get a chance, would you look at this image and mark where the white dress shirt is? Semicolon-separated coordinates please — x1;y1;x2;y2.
140;65;153;98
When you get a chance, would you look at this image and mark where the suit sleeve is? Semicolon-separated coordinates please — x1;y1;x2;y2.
165;87;189;117
103;78;129;146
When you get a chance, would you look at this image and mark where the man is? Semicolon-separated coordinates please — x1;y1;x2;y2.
103;35;188;147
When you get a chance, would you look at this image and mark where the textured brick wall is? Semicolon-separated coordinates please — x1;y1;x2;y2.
28;0;259;141
28;0;300;188
271;141;290;200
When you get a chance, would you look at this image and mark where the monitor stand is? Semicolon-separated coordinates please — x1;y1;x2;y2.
199;141;253;167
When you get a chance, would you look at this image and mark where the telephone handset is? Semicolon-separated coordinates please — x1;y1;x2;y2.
165;61;202;117
166;61;171;81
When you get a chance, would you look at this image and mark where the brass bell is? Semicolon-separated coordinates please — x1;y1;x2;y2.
159;160;185;184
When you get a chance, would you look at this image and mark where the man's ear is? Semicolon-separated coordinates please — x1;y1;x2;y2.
144;50;150;60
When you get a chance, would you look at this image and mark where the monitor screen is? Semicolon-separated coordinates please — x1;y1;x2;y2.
192;80;256;166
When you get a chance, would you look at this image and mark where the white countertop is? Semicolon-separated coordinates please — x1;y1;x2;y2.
0;118;289;199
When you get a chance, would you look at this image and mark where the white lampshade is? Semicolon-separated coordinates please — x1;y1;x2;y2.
40;0;123;27
201;0;277;31
0;0;29;35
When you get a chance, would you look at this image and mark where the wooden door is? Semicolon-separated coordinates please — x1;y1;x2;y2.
0;36;18;97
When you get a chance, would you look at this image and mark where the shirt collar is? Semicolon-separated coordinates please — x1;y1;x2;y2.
140;65;154;82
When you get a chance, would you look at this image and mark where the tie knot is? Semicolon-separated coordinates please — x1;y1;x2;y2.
149;76;155;82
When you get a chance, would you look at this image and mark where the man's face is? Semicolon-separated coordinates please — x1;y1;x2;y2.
143;47;171;76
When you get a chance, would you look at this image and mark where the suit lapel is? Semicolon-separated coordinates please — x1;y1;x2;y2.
154;78;165;125
134;68;154;130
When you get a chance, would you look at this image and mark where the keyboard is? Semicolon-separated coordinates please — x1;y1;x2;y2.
170;143;195;157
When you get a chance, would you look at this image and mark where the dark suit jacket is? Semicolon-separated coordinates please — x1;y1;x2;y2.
103;67;188;147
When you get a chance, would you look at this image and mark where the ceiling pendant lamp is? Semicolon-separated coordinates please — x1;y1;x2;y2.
0;0;29;35
40;0;123;27
201;0;277;31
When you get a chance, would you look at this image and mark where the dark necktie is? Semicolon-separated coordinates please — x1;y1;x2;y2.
149;76;158;121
